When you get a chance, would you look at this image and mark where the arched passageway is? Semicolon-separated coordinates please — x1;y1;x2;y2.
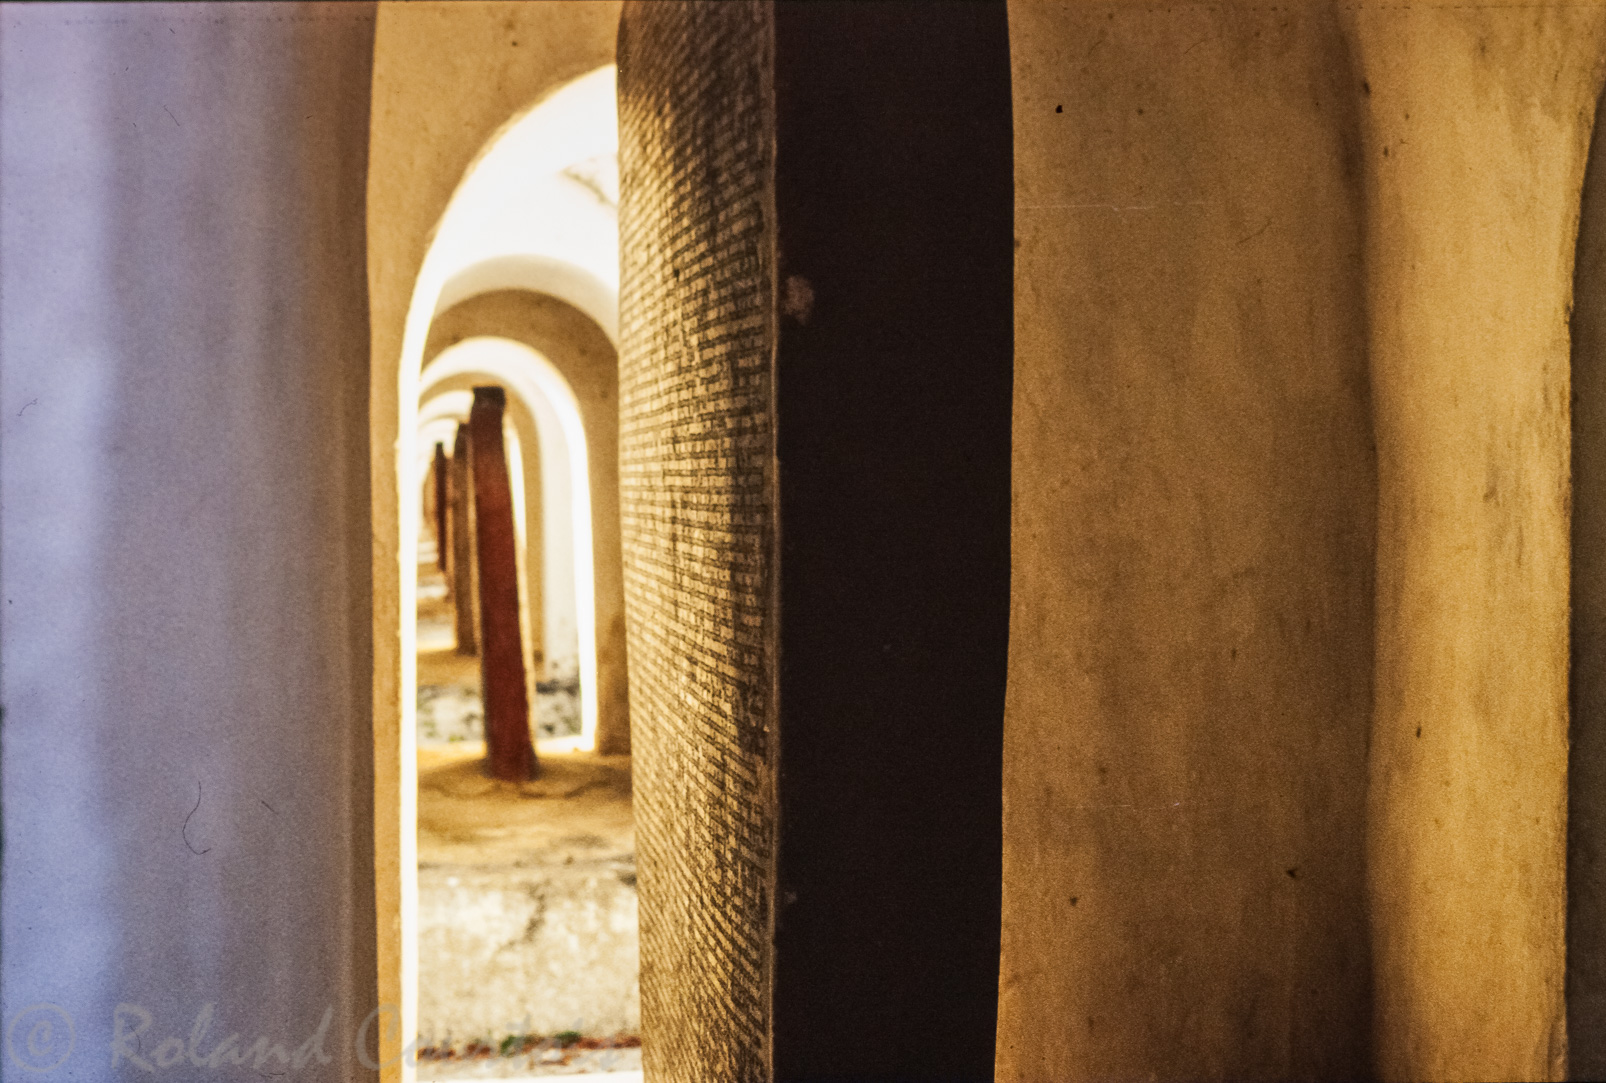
370;20;632;1066
397;63;620;759
19;7;1606;1083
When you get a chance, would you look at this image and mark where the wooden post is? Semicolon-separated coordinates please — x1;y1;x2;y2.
432;441;448;572
450;425;478;655
469;386;538;781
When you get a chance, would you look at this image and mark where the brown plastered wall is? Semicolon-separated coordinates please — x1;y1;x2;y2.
1007;5;1606;1081
617;3;777;1079
424;292;629;754
1341;9;1606;1081
1001;5;1376;1079
367;3;619;1053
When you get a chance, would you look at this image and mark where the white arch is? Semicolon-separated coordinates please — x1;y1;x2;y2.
417;389;472;429
437;254;617;341
403;64;618;369
415;393;472;530
420;337;598;753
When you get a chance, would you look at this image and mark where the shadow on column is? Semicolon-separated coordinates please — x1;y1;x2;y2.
1571;79;1606;1083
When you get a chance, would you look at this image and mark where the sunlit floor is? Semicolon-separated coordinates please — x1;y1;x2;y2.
415;747;640;1078
415;543;639;1079
423;1069;641;1082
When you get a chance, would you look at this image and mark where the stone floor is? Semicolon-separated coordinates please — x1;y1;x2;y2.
416;746;640;1075
416;1044;641;1080
415;547;638;1078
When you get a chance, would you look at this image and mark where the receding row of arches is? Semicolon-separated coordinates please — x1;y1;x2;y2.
391;60;635;1063
405;64;622;755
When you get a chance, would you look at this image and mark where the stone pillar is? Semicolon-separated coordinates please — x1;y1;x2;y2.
1341;12;1606;1081
1000;6;1375;1080
469;386;537;781
0;3;378;1075
433;441;449;572
618;2;1010;1078
451;424;478;655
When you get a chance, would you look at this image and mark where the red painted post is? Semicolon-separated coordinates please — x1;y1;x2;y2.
450;425;478;655
433;441;449;572
468;386;538;780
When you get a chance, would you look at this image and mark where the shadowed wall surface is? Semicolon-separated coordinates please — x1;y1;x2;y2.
1573;69;1606;1083
767;4;1011;1080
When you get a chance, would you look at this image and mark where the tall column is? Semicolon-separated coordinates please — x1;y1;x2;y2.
469;386;537;781
450;425;478;655
618;3;1010;1078
1000;7;1376;1080
433;441;449;572
1;3;378;1076
1341;11;1606;1081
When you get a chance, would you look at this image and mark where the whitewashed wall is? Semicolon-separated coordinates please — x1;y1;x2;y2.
1;4;378;1077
